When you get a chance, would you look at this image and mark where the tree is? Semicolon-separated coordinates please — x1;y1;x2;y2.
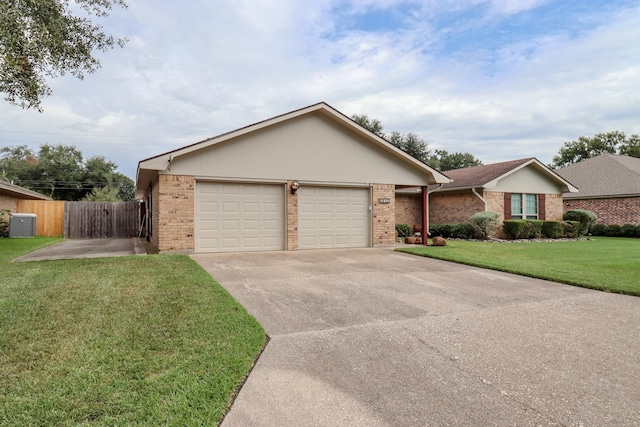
351;114;385;138
429;149;483;171
352;114;431;164
0;144;134;200
0;0;127;110
551;131;640;168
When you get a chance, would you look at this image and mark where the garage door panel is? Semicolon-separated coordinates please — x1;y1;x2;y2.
196;182;284;253
299;186;370;250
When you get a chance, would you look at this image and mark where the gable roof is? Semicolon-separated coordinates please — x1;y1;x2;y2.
0;180;52;201
430;158;578;193
556;154;640;199
136;102;451;198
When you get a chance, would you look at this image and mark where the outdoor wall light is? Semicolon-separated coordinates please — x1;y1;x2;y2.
291;180;300;194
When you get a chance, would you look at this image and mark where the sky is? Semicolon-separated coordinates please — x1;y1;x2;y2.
1;0;639;181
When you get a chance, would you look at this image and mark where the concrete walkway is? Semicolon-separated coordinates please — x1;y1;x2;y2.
192;248;640;427
13;238;146;261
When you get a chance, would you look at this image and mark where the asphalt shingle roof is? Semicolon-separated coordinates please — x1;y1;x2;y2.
437;158;534;190
555;154;640;198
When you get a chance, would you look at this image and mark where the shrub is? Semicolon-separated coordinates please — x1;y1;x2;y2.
451;223;476;239
620;224;638;238
503;220;527;239
0;209;10;238
429;224;454;238
563;209;598;235
526;220;543;239
541;221;564;239
562;221;581;238
604;224;623;237
395;224;412;238
590;223;607;236
469;211;500;239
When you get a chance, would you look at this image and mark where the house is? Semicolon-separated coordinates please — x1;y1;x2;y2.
396;158;578;237
555;154;640;225
135;102;451;253
0;180;52;212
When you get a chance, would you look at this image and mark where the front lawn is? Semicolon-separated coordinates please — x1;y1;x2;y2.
0;237;266;425
398;237;640;296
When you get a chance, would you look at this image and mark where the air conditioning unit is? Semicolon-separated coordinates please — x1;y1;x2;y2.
9;213;37;238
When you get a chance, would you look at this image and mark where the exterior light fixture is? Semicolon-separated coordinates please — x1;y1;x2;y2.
291;180;300;194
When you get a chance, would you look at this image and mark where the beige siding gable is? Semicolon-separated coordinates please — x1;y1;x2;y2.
165;113;433;186
491;166;567;195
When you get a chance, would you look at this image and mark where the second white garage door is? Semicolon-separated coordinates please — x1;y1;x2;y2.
195;182;285;253
299;186;370;249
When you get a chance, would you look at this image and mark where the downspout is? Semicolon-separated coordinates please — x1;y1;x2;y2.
472;187;487;211
422;184;443;245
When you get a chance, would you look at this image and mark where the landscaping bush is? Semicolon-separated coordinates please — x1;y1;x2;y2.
621;224;639;238
590;223;607;236
604;224;623;237
541;221;564;239
563;209;598;236
429;224;454;238
395;224;412;238
469;211;500;239
526;220;544;239
0;210;10;238
503;220;527;239
562;221;581;238
451;223;476;239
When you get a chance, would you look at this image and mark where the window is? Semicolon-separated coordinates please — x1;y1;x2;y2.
511;193;538;220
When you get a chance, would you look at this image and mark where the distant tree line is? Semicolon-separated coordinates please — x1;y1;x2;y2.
0;144;134;201
351;114;483;171
550;131;640;168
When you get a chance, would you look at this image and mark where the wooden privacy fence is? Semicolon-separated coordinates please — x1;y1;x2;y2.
17;200;65;237
64;202;140;239
15;200;141;238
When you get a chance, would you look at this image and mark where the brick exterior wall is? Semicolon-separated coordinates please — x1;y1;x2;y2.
150;178;159;249
286;181;298;250
156;174;195;251
565;197;640;225
0;194;19;213
545;194;564;221
429;191;484;224
395;194;422;228
372;184;396;245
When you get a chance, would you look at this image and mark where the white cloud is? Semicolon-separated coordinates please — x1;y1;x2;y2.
1;0;638;179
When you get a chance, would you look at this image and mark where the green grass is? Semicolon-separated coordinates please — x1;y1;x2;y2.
398;237;640;296
0;237;266;426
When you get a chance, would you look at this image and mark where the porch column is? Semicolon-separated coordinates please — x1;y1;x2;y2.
421;186;428;246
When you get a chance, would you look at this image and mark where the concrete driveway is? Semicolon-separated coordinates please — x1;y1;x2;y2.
192;248;640;426
13;238;146;261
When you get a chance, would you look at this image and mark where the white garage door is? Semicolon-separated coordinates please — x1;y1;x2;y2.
195;182;285;253
299;186;370;249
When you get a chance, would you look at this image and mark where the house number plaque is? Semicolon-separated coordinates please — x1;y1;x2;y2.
378;198;391;204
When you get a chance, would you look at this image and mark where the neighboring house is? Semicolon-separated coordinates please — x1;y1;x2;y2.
396;158;578;237
0;180;52;212
135;102;451;253
556;154;640;225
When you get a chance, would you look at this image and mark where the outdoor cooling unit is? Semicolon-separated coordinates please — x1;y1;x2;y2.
9;213;37;238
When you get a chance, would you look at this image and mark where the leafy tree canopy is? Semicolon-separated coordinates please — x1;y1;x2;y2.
0;0;127;110
430;149;483;171
551;131;640;168
351;113;482;169
0;144;134;201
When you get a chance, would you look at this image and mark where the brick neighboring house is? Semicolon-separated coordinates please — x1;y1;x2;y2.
556;154;640;225
135;102;451;253
396;158;578;237
0;180;51;212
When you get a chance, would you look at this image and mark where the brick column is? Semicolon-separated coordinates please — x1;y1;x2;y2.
286;181;298;251
372;184;396;245
157;174;194;251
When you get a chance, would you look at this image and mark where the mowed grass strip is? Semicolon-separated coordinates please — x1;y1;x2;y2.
0;238;266;426
398;237;640;296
